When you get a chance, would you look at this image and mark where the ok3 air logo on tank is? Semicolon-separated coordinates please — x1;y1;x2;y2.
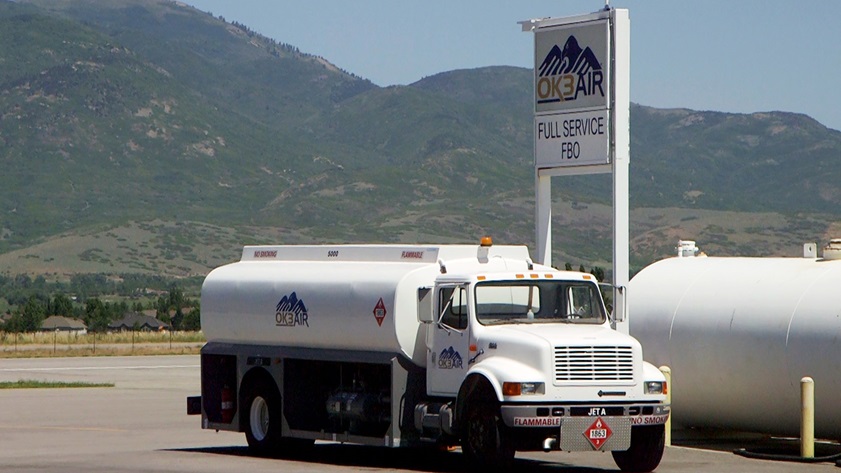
275;292;309;327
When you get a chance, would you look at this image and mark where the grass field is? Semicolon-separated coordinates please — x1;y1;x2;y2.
0;210;837;282
0;220;313;278
0;330;205;346
0;380;114;389
0;330;205;358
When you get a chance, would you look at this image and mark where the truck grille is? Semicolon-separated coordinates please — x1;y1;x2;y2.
554;346;634;382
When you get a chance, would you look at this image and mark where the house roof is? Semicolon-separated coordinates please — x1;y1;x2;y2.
108;312;169;330
41;315;87;330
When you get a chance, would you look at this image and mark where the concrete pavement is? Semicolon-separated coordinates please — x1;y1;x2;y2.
0;355;837;472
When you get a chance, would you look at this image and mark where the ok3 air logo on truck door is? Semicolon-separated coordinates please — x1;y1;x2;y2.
438;346;463;369
275;292;309;327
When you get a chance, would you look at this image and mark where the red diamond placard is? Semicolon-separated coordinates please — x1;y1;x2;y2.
584;417;612;450
373;298;387;326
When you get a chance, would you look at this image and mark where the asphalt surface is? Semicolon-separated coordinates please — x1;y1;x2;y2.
0;355;838;472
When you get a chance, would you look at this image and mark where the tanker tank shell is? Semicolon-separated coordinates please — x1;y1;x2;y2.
630;256;841;438
201;244;532;368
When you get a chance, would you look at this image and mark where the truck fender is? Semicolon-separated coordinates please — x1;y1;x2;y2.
642;361;666;383
466;357;545;402
455;373;498;435
454;359;544;432
238;367;276;431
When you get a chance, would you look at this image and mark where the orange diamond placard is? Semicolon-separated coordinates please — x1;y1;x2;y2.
584;417;612;450
373;298;387;326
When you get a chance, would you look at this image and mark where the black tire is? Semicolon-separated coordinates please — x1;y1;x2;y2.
242;375;315;458
242;377;282;455
611;424;665;472
461;391;514;471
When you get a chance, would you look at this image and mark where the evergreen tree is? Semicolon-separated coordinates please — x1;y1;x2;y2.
168;285;185;310
85;298;110;332
20;296;46;332
182;304;201;331
51;294;74;317
5;312;23;333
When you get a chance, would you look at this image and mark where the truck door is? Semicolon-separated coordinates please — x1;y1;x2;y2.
427;284;470;396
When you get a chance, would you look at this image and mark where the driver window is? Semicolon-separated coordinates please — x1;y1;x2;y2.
439;287;467;330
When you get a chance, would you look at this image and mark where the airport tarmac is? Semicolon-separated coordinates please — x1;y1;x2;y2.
0;355;837;472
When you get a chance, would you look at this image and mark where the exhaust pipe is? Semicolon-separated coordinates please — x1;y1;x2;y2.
543;436;558;452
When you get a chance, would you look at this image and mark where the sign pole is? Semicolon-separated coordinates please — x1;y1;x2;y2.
535;172;552;267
523;8;630;331
611;8;630;333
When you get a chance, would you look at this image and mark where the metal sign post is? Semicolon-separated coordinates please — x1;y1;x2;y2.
522;8;630;332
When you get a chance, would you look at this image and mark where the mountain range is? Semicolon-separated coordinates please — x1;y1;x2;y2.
1;0;840;280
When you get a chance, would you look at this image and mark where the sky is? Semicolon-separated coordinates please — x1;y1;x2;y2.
185;1;841;132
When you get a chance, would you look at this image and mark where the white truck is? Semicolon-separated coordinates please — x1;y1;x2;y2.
188;239;669;471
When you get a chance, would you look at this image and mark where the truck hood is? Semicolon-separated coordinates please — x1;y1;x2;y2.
492;323;640;349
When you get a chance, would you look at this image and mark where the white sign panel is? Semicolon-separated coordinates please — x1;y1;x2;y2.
532;16;611;168
534;20;609;114
535;110;609;168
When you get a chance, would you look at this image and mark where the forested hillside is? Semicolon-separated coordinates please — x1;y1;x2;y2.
1;0;840;281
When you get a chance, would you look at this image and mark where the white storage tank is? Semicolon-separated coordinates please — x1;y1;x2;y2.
630;244;841;438
201;243;533;368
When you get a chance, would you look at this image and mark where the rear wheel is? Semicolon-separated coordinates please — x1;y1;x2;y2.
241;375;315;457
243;378;281;455
612;424;665;472
461;388;514;471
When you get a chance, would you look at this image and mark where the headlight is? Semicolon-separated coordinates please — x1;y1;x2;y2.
644;381;666;395
502;382;545;396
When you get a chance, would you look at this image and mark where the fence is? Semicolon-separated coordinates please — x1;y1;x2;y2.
0;330;205;356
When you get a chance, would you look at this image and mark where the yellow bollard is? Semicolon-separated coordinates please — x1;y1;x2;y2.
659;366;672;447
801;377;814;458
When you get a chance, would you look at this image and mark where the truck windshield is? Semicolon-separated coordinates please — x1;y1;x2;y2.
474;281;606;325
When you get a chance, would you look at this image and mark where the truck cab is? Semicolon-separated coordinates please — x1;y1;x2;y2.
420;261;669;470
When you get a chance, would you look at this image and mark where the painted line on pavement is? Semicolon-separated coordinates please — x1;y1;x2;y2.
0;423;129;433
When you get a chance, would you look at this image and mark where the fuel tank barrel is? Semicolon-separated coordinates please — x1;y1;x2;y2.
630;255;841;438
200;244;532;368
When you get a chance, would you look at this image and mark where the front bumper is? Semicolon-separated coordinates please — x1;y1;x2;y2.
500;402;670;451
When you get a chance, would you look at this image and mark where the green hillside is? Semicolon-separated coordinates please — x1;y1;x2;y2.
630;106;841;213
1;0;841;280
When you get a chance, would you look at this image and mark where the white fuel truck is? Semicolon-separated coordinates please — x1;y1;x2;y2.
188;239;669;471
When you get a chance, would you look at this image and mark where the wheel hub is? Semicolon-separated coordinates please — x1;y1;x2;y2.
249;395;270;442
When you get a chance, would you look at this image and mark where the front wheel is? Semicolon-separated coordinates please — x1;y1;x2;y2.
461;397;514;471
611;424;665;472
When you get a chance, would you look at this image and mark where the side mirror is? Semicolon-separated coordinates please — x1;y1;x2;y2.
417;287;434;323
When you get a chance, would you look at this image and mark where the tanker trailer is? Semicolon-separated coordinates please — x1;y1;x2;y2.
630;242;841;439
188;239;669;471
